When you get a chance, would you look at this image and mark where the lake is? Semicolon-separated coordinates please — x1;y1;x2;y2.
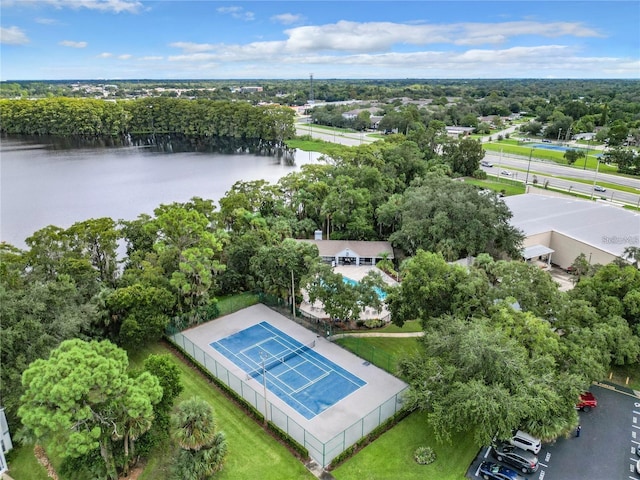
0;136;324;248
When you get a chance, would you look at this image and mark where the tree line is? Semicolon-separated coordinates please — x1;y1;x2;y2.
0;97;296;141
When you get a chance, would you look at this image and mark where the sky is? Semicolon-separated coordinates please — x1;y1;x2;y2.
0;0;639;80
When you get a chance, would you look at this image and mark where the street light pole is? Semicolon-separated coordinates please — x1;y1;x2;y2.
590;158;601;200
557;128;562;142
583;138;589;170
525;148;534;189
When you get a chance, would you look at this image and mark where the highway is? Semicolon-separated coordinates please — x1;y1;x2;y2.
295;120;640;207
482;152;640;206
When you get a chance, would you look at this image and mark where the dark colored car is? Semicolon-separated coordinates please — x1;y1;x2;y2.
576;391;598;411
479;461;525;480
491;442;539;474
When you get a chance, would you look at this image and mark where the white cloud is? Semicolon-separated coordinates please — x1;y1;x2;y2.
169;42;217;53
140;55;163;61
0;26;29;45
60;40;87;48
97;52;113;58
271;13;303;25
118;54;132;60
35;17;58;25
217;5;254;21
12;0;142;14
282;20;604;53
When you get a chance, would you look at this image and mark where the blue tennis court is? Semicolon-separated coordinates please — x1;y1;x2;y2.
211;321;366;419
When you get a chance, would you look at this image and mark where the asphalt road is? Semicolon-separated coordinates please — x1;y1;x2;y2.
294;120;640;207
467;383;639;480
482;156;640;206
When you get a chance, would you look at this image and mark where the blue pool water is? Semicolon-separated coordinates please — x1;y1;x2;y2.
210;322;366;419
342;276;387;300
531;143;588;153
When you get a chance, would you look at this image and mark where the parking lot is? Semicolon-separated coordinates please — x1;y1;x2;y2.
467;383;639;480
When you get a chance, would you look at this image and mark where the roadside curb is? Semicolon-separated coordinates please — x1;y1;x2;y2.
594;380;640;398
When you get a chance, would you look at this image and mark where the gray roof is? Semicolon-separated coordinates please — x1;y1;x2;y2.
503;195;640;257
298;240;394;259
522;244;555;259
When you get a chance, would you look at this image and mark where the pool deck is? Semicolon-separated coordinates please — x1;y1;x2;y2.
299;265;398;322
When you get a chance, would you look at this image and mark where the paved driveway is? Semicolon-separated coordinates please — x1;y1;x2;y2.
467;383;639;480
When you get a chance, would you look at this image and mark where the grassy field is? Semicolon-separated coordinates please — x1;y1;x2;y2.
610;364;640;391
331;410;478;480
335;337;420;376
377;319;422;333
464;177;526;196
5;445;50;480
286;137;346;156
482;141;617;173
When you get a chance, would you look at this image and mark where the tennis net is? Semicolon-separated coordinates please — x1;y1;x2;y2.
246;340;315;380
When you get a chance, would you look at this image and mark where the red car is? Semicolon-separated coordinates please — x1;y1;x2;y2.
576;392;597;411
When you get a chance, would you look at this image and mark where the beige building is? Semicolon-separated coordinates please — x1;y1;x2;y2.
503;195;640;269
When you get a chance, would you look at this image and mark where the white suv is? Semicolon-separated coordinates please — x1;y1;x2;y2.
509;430;541;454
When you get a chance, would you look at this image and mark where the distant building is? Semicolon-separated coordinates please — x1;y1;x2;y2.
240;86;263;93
446;126;475;137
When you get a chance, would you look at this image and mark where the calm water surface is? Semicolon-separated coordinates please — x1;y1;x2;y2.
0;137;323;247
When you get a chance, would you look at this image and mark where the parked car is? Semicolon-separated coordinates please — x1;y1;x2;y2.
479;461;525;480
576;392;598;411
594;185;606;192
636;457;640;474
491;442;539;473
542;139;552;143
509;430;541;454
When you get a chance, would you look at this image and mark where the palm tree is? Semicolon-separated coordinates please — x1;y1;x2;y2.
172;397;228;479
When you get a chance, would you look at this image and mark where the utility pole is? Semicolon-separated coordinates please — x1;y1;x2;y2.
525;148;534;189
590;158;601;200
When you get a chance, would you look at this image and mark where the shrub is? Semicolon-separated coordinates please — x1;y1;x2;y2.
472;169;487;179
364;318;385;329
414;445;436;465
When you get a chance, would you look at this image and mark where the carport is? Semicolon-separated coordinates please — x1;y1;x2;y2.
522;244;555;267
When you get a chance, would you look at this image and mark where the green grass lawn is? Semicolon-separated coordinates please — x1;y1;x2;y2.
334;337;420;377
216;292;260;317
610;364;640;391
482;142;616;173
331;410;478;480
5;445;50;480
464;177;525;196
377;320;422;333
286;137;346;156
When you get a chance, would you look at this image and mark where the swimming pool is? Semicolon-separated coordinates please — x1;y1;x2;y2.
530;143;588;153
342;276;387;300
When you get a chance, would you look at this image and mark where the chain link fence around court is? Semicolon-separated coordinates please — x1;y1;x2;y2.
168;330;408;468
